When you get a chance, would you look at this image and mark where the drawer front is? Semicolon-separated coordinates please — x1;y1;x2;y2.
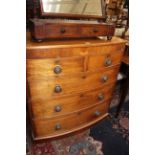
30;84;114;118
87;51;123;71
27;44;125;60
27;57;84;78
80;25;113;37
28;67;119;100
45;25;110;39
32;101;109;138
80;25;109;37
45;25;79;38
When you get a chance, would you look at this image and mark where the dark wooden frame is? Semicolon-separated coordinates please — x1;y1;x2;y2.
40;0;106;19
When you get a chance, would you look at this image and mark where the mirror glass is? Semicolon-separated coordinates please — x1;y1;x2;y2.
41;0;103;17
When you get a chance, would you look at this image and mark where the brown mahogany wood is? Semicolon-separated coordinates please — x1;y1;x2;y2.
32;102;109;139
32;113;109;140
27;67;119;100
29;19;115;41
29;84;114;119
26;32;126;140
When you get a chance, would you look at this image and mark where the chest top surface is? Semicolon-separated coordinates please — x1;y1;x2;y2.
26;32;127;50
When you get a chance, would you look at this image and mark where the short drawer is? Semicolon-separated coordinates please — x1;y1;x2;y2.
32;101;109;139
27;66;119;100
45;25;79;38
80;25;109;37
30;84;114;118
88;51;123;71
27;56;84;78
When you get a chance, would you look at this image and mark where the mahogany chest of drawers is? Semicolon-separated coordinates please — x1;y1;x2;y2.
26;32;126;140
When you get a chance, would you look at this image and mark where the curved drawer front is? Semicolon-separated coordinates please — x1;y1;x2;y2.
27;44;125;59
26;36;126;140
27;56;84;77
28;67;119;100
32;102;109;139
88;51;123;71
30;84;114;119
27;49;123;78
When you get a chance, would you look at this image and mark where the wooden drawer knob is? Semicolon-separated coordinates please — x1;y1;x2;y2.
94;111;101;117
54;85;62;93
98;93;104;101
54;105;62;112
104;58;112;66
55;123;61;130
101;75;108;82
60;28;66;33
107;36;112;40
53;65;62;74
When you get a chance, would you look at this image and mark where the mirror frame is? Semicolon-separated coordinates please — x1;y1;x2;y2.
40;0;106;19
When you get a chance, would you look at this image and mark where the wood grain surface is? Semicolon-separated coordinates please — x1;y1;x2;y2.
27;66;119;100
32;101;110;139
29;84;115;119
26;32;126;140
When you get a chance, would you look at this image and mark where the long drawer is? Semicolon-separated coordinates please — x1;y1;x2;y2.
30;84;115;119
27;66;119;100
27;42;125;60
32;101;109;139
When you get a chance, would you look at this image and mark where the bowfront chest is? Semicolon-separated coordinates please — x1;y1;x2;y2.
26;33;126;140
